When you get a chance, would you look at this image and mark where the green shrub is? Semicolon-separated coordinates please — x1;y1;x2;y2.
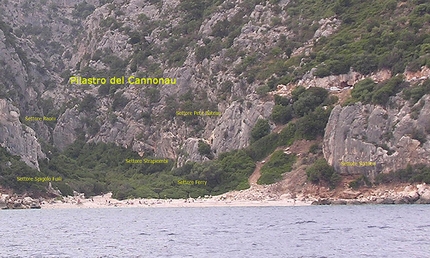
278;123;297;146
258;151;296;184
371;75;405;105
411;128;427;146
198;140;212;158
309;143;321;154
72;2;95;19
271;105;293;125
350;78;376;103
314;65;331;78
247;133;279;161
353;54;378;75
295;107;331;140
195;46;210;62
256;85;270;96
293;87;329;117
250;119;271;142
211;19;230;37
306;158;339;188
348;76;406;106
0;147;47;194
402;79;430;104
145;88;160;104
112;92;128;110
274;95;291;106
348;175;372;189
102;55;126;75
180;0;207;21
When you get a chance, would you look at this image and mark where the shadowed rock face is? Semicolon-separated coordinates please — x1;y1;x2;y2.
323;95;430;181
0;100;46;170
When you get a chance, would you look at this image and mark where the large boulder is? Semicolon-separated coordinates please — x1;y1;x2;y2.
416;184;430;204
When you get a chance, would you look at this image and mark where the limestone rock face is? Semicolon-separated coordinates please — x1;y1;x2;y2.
211;97;274;155
323;95;430;180
53;108;83;151
0;100;45;169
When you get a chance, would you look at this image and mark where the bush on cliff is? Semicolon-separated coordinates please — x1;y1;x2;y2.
346;75;407;106
271;105;293;125
306;158;340;188
295;107;332;140
246;133;279;161
402;78;430;105
250;119;271;142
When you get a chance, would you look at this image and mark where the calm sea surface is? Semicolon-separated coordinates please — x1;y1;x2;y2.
1;205;429;257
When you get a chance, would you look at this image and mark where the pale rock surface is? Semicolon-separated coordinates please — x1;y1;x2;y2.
211;98;274;155
0;100;45;169
324;95;430;180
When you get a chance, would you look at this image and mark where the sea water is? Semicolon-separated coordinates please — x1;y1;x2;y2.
1;205;429;257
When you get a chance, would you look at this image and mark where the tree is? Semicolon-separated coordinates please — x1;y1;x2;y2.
306;158;339;188
198;140;212;158
295;107;330;140
293;87;328;117
271;105;293;124
351;78;376;103
372;75;404;105
274;95;290;106
251;119;271;142
179;0;206;21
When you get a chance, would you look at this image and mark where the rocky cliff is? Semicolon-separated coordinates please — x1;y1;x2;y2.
0;99;45;169
324;94;430;180
1;0;295;168
1;0;429;185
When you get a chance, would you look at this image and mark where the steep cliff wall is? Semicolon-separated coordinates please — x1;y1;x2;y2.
323;95;430;180
1;0;430;174
0;100;45;169
1;0;287;165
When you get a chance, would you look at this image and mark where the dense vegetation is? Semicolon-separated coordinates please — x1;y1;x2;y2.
344;76;408;106
33;141;256;199
306;158;340;189
0;147;48;195
258;151;296;184
245;87;333;163
348;175;372;189
250;119;271;142
310;0;430;77
1;86;336;197
349;164;430;188
243;0;430;89
271;87;333;125
402;78;430;104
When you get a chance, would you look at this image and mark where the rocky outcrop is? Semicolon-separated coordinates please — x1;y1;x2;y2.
1;0;426;175
323;94;430;180
312;184;430;205
0;100;45;169
211;97;274;155
39;0;283;161
53;108;83;151
1;194;41;209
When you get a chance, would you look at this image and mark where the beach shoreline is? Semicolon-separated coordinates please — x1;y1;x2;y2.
5;183;430;210
40;192;311;209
